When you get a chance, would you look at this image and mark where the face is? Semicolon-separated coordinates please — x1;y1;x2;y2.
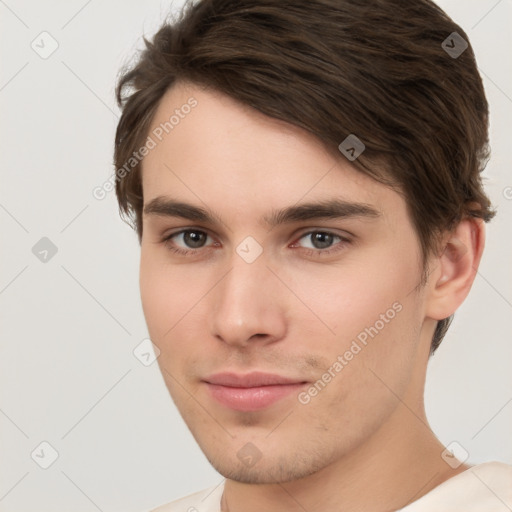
139;80;431;484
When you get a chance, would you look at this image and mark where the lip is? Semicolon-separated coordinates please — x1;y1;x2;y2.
203;372;308;412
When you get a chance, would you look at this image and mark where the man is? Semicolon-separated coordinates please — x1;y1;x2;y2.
113;0;512;510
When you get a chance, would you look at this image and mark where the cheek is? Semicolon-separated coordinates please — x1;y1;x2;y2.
298;293;421;437
139;249;194;337
287;255;417;343
139;256;167;337
286;245;423;394
139;250;209;377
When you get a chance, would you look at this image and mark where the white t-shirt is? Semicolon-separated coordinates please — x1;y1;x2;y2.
149;461;512;512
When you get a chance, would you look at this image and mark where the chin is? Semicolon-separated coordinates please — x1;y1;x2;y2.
203;447;329;484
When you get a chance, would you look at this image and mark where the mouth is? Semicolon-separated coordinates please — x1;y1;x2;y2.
202;372;309;412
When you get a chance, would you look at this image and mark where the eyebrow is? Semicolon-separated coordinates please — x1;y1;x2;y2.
143;196;381;228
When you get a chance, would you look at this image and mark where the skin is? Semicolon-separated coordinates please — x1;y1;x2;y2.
139;80;485;512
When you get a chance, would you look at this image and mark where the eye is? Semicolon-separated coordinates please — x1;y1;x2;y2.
291;230;350;256
161;229;216;256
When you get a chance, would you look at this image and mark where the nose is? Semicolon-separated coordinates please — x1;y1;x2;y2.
209;247;288;348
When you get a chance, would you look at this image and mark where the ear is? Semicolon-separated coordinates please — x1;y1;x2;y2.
425;217;486;321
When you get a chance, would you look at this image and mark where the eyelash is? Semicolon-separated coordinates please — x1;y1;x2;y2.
160;229;351;258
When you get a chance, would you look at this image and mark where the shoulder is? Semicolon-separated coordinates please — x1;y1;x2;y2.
469;461;512;501
399;461;512;511
148;481;225;512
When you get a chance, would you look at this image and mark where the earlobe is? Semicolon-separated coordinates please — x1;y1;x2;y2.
426;218;485;321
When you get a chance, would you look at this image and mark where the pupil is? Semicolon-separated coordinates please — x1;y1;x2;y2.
312;232;333;249
184;231;205;248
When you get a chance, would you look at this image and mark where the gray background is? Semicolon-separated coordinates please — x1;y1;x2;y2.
0;0;511;511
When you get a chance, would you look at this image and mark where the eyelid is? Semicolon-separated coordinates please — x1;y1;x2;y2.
292;227;353;241
162;228;217;249
289;229;352;253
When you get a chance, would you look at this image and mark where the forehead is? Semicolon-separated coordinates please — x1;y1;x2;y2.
141;81;405;225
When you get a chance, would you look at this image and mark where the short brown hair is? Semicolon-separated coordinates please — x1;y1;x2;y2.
114;0;495;355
